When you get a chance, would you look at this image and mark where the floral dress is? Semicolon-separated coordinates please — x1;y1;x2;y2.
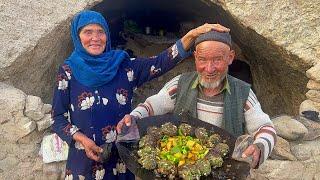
52;42;189;180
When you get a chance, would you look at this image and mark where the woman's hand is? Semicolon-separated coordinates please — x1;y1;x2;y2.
73;132;103;161
192;23;230;37
181;23;230;50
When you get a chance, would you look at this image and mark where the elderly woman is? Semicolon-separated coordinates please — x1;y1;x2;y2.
52;10;229;180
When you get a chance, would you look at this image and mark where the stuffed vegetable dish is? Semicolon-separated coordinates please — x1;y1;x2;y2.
137;122;229;180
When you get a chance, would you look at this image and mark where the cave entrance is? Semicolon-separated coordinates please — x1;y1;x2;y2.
88;0;307;116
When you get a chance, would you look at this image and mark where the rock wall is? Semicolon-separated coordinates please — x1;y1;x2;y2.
0;83;54;179
250;115;320;180
205;0;320;116
0;0;102;103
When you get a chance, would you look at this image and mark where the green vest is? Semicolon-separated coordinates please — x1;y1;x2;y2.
173;72;251;137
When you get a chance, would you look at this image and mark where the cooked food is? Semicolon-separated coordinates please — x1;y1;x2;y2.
161;122;178;136
178;123;192;136
137;124;229;179
147;126;162;140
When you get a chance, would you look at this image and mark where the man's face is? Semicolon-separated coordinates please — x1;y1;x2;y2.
194;41;235;89
79;24;107;56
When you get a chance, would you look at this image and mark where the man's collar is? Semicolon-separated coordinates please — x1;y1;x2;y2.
191;74;231;94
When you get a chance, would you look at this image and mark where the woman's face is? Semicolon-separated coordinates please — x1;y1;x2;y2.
79;24;107;56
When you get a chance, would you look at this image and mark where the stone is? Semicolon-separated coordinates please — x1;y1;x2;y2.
270;136;297;161
314;172;320;180
307;80;320;90
301;155;320;180
37;114;53;131
299;100;320;115
43;161;66;180
272;115;308;140
251;159;304;180
42;104;52;114
297;116;320;141
290;138;320;161
23;121;37;134
0;155;19;171
0;83;26;124
16;143;39;161
306;63;320;82
32;157;43;172
25;95;45;121
1;117;36;142
0;151;7;161
306;90;320;103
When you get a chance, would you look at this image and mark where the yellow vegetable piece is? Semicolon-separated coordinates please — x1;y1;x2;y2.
194;143;203;151
178;160;185;167
186;140;195;148
166;141;172;150
174;152;183;159
160;142;166;148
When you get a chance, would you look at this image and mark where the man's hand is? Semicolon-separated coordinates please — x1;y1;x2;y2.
73;132;103;161
116;114;140;141
242;144;261;169
116;114;133;134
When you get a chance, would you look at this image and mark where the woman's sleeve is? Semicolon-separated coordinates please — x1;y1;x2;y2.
131;39;192;87
51;65;79;145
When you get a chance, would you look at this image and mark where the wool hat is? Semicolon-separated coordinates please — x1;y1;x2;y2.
194;30;232;47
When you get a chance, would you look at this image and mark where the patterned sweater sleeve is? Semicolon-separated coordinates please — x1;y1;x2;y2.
130;75;181;118
51;65;79;145
131;39;191;87
244;89;277;166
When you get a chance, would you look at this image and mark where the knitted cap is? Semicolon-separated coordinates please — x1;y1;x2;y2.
194;30;232;47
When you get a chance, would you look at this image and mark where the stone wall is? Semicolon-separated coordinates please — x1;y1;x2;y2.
0;0;102;103
205;0;320;116
0;83;54;179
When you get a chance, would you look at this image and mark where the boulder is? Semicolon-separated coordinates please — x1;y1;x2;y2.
306;63;320;82
306;90;320;103
36;114;53;131
272;115;308;140
1;116;36;143
25;95;45;121
297;116;320;141
270;136;296;161
307;80;320;90
0;155;19;172
299;100;320;115
0;83;26;124
251;159;304;180
301;154;320;180
290;138;320;161
42;104;52;114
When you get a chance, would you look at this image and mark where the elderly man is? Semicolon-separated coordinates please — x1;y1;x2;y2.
117;30;276;169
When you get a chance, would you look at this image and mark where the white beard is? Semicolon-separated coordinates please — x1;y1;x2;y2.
199;73;226;89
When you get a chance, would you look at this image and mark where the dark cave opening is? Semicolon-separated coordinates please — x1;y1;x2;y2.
90;0;254;108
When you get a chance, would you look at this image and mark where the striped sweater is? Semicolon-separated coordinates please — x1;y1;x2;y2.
131;75;276;164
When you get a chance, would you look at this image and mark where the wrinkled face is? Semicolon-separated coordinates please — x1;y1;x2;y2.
194;41;235;89
79;24;107;56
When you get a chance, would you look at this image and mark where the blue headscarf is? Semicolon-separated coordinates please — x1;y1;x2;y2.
65;10;129;87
